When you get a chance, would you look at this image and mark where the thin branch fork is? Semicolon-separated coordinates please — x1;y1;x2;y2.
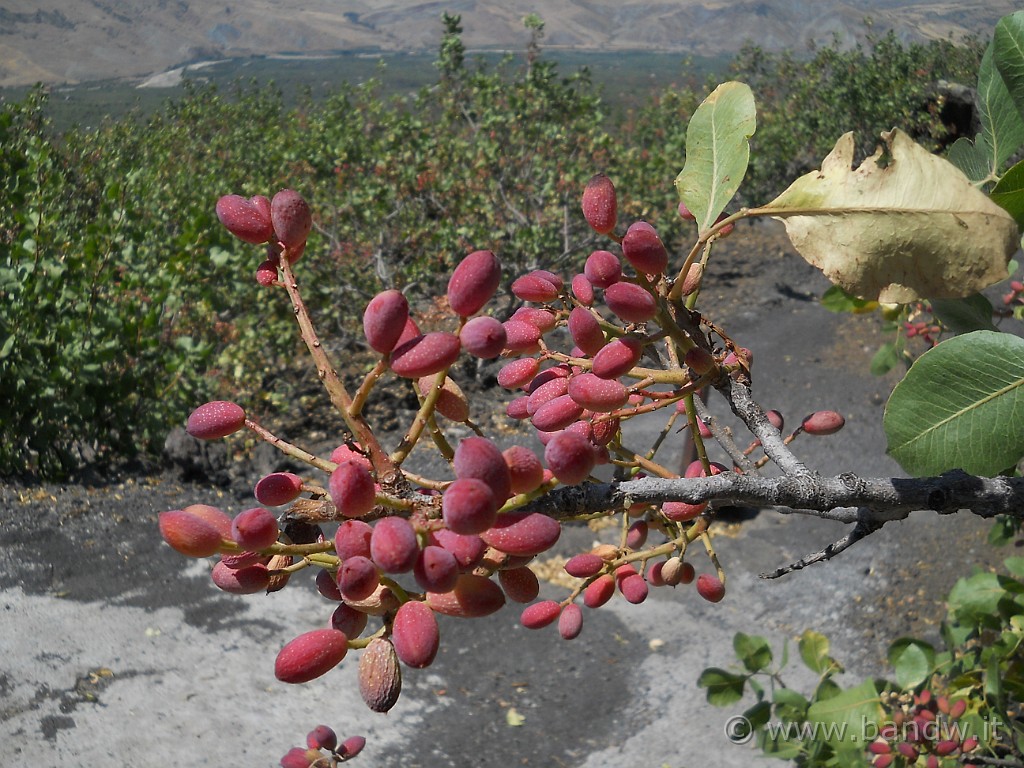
718;378;812;476
759;516;883;579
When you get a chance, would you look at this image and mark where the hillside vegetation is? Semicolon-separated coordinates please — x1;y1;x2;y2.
0;15;982;477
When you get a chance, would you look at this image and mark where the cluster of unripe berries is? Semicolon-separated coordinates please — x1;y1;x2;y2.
1003;279;1024;308
160;178;848;760
280;725;364;768
903;320;943;345
901;302;946;348
868;690;980;768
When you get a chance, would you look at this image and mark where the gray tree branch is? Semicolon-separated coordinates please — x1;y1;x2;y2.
528;468;1024;523
758;516;884;579
718;378;812;476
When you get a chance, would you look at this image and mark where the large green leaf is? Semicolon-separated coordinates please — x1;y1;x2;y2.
884;331;1024;475
887;638;935;689
948;135;993;184
979;43;1024;174
950;16;1024;185
762;130;1019;303
674;81;756;233
995;12;1024;123
930;294;998;335
805;679;883;749
697;667;747;706
992;159;1024;228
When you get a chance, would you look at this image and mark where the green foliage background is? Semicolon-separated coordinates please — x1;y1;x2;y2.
732;29;984;204
0;16;982;477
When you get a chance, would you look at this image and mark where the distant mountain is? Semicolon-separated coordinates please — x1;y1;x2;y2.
0;0;1014;87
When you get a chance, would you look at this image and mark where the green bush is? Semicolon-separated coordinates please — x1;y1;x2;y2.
726;29;984;204
0;16;985;478
1;92;210;474
704;558;1024;766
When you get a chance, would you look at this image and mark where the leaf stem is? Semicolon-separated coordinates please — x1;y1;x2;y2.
668;209;751;302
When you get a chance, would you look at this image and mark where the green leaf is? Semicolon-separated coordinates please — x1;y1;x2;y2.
1001;626;1024;680
747;677;765;699
820;285;878;314
948;136;993;183
674;81;756;233
744;700;772;730
979;42;1024;173
773;688;810;721
942;620;974;653
986;650;1005;705
209;246;231;268
992;159;1024;228
1005;557;1024;579
697;667;747;706
757;730;806;760
806;680;884;749
763;130;1019;303
884;331;1024;475
833;740;874;766
958;711;993;747
734;632;773;673
930;294;998;335
799;630;833;675
948;571;1009;628
1001;574;1024;595
887;638;935;689
989;516;1022;547
994;12;1024;124
870;342;900;376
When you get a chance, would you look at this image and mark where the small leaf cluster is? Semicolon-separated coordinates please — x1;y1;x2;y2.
702;557;1024;767
700;629;873;765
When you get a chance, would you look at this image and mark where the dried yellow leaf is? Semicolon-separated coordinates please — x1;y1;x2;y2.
763;129;1019;302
